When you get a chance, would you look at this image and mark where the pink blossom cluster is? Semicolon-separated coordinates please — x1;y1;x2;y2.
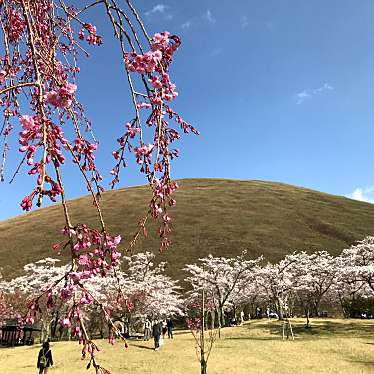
20;195;34;211
24;301;41;326
57;308;95;357
46;82;77;108
19;115;40;165
59;308;84;334
58;224;122;278
124;50;162;74
149;179;179;250
164;106;200;135
151;32;171;51
136;102;152;110
79;23;103;46
151;32;181;65
112;31;198;251
151;178;178;215
123;122;140;140
134;143;154;164
0;69;7;84
18;115;68;210
81;338;112;373
110;122;141;178
1;3;103;212
113;32;184;177
72;137;99;172
124;32;180;103
5;8;26;43
150;72;178;103
186;316;202;331
60;283;77;301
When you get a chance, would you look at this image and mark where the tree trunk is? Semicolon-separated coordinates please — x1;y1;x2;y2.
314;299;321;317
250;302;255;320
51;310;59;339
305;308;310;328
216;307;221;338
210;310;215;330
40;319;50;342
278;304;283;321
219;305;225;328
200;284;207;374
201;359;207;374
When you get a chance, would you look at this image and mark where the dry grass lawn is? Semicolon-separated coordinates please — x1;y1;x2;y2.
2;318;374;373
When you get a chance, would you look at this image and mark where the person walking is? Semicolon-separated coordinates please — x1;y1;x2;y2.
152;320;162;351
144;318;151;341
37;341;53;374
161;319;167;339
166;318;173;339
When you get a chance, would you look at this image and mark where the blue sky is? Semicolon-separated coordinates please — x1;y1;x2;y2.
2;0;374;220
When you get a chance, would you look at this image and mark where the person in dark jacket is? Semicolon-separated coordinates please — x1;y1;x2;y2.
37;341;53;374
167;318;173;339
152;321;162;351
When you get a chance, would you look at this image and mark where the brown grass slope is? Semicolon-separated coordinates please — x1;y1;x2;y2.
1;178;374;281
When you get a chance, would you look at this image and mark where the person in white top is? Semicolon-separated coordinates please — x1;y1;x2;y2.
144;318;151;341
161;320;167;339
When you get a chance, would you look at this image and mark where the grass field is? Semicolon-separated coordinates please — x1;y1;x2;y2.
2;179;374;282
2;318;374;373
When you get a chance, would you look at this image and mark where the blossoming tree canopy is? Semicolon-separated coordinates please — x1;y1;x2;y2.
340;236;374;291
184;252;262;327
0;1;197;372
0;255;183;335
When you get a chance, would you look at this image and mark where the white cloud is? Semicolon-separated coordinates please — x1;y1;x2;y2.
181;21;192;29
145;4;172;19
241;16;249;29
295;83;334;104
146;4;166;15
296;91;311;104
346;187;374;204
312;83;333;94
205;9;216;24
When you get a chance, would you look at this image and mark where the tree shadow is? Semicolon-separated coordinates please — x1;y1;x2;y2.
290;320;374;339
233;319;374;342
347;359;374;368
226;336;278;341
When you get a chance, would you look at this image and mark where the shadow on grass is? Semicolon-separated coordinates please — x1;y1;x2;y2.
133;345;155;350
226;320;374;342
173;329;191;336
290;320;374;340
226;336;278;341
347;359;374;369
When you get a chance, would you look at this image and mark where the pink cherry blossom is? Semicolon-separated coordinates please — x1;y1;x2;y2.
19;115;35;131
0;70;7;84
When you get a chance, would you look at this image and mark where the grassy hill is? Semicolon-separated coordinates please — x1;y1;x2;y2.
1;178;374;281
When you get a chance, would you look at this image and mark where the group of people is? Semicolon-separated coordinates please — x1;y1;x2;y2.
144;318;174;351
35;317;174;371
230;310;246;326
